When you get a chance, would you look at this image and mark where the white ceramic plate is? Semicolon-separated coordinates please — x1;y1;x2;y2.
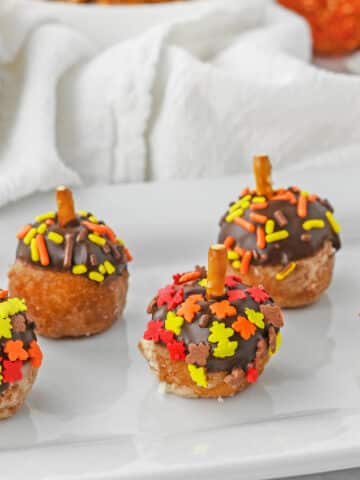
0;164;359;480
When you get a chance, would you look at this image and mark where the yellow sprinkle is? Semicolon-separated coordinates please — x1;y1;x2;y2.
117;238;125;246
98;264;106;274
265;219;275;235
89;271;104;282
37;223;47;234
227;250;239;261
188;364;208;388
88;215;98;224
303;219;325;231
325;211;341;234
35;211;56;223
276;261;297;281
300;191;309;197
104;260;116;275
229;200;243;213
77;210;88;218
198;278;208;287
23;227;37;245
48;232;64;244
232;260;241;270
226;208;244;223
30;238;39;262
88;233;106;246
266;230;289;243
0;297;27;321
72;264;87;275
269;332;282;357
252;196;266;203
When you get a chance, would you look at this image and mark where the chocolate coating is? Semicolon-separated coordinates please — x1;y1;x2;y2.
148;269;282;374
16;213;128;280
219;188;341;266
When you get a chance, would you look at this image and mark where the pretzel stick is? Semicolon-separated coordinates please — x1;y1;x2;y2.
206;244;227;299
253;155;273;197
56;186;76;227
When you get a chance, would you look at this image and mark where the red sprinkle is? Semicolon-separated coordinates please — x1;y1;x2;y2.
143;320;163;342
157;285;176;307
167;287;184;310
225;275;242;287
246;286;270;303
3;360;23;383
228;289;247;302
246;366;259;383
167;341;186;361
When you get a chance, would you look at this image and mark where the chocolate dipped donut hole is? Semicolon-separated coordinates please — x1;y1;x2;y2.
9;187;132;338
218;156;341;308
139;245;284;398
0;290;43;419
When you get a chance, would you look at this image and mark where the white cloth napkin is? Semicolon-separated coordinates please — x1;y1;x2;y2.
0;0;359;208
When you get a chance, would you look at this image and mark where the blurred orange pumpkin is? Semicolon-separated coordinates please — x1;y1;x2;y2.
278;0;360;55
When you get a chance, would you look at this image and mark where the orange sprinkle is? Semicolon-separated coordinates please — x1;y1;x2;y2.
178;271;200;284
271;194;289;202
256;227;266;249
124;247;133;263
224;236;235;250
308;194;318;202
250;202;269;211
234;246;245;257
82;221;116;243
297;195;308;218
36;234;50;266
240;187;250;197
4;339;29;361
240;251;252;275
234;217;256;233
272;191;296;205
0;290;8;299
287;191;297;204
250;212;268;224
16;224;32;240
46;219;55;225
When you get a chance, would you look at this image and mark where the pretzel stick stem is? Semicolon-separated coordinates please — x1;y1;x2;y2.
206;244;227;299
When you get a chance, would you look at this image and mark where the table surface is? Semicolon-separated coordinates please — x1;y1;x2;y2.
0;163;359;480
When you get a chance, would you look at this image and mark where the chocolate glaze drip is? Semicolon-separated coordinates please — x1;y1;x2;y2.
150;270;280;374
0;298;37;395
16;214;127;279
219;188;341;266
